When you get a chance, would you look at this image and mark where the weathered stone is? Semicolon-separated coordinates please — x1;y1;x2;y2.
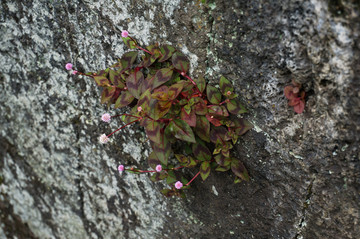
0;0;359;238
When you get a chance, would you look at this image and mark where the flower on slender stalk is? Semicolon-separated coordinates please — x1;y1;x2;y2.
175;181;183;189
99;134;109;144
101;113;111;123
155;164;162;172
121;30;129;38
72;70;78;75
137;106;142;112
65;63;73;70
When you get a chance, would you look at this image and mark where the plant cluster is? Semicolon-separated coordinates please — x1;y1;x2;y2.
66;30;252;198
284;80;305;114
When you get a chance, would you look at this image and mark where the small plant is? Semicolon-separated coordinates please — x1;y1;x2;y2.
284;80;305;114
66;31;252;197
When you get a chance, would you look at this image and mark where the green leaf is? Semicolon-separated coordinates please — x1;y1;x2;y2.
126;71;144;99
231;159;249;181
122;37;137;49
210;126;229;144
167;119;196;143
101;86;116;104
94;75;110;87
175;154;197;168
180;108;196;127
214;154;231;166
172;52;190;73
120;51;138;70
219;76;234;96
208;105;229;117
109;70;125;88
166;171;177;184
154;100;172;120
160;189;176;197
215;164;231;172
194;115;210;142
151;68;174;90
193;98;208;115
150;172;167;182
200;161;211;181
148;151;161;169
192;140;211;161
159;45;176;62
194;76;206;93
168;80;186;100
226;99;247;115
114;90;135;108
206;85;222;104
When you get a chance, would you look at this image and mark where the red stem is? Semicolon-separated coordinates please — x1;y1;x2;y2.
136;45;152;55
186;171;200;186
107;118;141;137
111;114;141;119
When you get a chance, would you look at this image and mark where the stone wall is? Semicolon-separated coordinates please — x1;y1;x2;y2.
0;0;359;238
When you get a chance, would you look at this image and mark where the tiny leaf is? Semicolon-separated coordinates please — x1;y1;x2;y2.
122;37;137;49
200;161;211;181
194;76;206;93
231;159;249;181
206;85;222;104
94;75;110;87
219;76;234;96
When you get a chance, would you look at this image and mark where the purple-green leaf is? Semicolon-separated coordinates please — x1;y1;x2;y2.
151;68;174;90
194;76;206;93
231;118;253;136
172;52;190;73
180;108;196;127
200;161;211;181
94;75;110;87
219;76;234;96
192;141;211;161
194;115;210;142
109;70;125;88
206;85;222;104
226;99;247;115
150;131;172;165
144;119;162;144
159;45;176;62
126;71;144;99
214;154;231;166
114;90;135;108
148;151;161;169
231;159;249;181
167;119;196;143
121;51;138;70
122;37;137;49
100;86;116;104
210;126;229;144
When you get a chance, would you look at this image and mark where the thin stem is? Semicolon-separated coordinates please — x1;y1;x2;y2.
111;113;141;119
181;72;202;97
136;45;152;55
107;118;141;137
186;171;200;186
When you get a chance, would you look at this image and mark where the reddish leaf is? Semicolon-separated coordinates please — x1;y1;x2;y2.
226;99;247;115
126;71;144;99
94;75;110;87
194;115;210;143
168;81;186;100
175;154;197;168
167;119;196;143
284;86;295;99
172;52;190;73
180;108;196;127
151;68;174;90
154;100;172;120
208;105;229;117
114;90;135;108
219;76;234;96
101;86;116;104
294;100;305;114
205;114;222;127
200;161;211;181
144;119;162;144
192;141;211;161
206;85;222;104
231;159;249;181
152;86;170;101
137;90;157;119
122;37;137;49
159;45;176;62
139;53;158;68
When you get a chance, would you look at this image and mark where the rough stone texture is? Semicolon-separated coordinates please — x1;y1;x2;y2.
0;0;359;239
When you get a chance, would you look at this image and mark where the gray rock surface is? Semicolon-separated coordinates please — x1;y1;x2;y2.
0;0;359;238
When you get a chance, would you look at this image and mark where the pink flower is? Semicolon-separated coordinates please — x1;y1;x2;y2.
65;63;73;70
137;106;142;112
99;134;109;144
121;30;129;38
155;164;162;172
226;91;232;95
72;70;78;75
118;165;125;172
175;181;183;189
101;113;111;123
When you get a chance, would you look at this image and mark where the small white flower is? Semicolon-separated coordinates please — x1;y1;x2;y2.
99;134;109;144
101;113;111;123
